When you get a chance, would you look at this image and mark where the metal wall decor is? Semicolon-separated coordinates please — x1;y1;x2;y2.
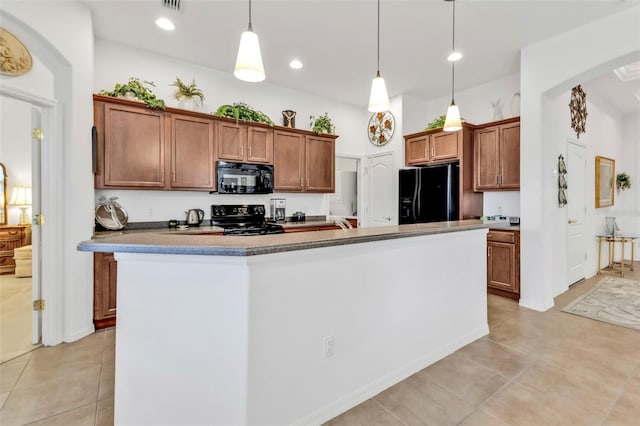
282;110;296;128
0;28;33;76
569;85;587;139
558;155;567;207
368;110;395;147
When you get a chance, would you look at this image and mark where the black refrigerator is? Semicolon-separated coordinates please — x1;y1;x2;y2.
399;163;460;224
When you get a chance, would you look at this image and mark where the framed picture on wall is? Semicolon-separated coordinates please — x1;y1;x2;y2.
595;156;615;208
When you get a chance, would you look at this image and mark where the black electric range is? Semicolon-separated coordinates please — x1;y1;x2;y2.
210;204;284;236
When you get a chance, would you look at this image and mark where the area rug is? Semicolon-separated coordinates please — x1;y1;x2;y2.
562;277;640;331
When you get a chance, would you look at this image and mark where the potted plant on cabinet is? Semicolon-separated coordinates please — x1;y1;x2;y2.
310;112;335;135
99;77;166;109
214;102;274;126
171;77;205;111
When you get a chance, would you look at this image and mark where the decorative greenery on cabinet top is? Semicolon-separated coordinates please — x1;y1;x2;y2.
214;102;274;126
99;77;166;110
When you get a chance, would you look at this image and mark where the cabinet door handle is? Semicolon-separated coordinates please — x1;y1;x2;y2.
488;246;492;257
240;145;244;156
172;170;176;182
307;178;310;187
160;170;164;182
496;175;499;185
299;178;303;187
249;146;252;157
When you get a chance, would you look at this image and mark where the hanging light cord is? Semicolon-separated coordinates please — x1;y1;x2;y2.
248;0;253;31
451;0;456;103
376;0;381;76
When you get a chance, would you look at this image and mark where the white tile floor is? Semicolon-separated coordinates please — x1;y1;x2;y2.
1;268;639;425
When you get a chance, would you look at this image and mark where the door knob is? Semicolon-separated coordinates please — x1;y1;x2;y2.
568;218;578;224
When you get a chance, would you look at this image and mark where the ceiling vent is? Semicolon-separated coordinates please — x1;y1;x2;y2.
162;0;181;12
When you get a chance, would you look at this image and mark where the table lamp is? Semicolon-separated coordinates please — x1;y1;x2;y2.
9;185;32;225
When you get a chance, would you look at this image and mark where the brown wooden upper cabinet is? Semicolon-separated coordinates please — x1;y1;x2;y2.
93;95;217;191
170;113;216;190
97;100;167;188
273;131;336;193
404;127;467;166
474;117;520;191
217;122;273;164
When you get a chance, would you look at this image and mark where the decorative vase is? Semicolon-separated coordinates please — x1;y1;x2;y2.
179;98;202;112
511;92;521;116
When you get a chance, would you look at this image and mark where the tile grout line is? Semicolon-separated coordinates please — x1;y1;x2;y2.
0;352;33;412
600;362;640;425
371;396;409;426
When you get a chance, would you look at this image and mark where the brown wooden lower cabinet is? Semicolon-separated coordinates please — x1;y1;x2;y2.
487;229;520;300
94;252;117;329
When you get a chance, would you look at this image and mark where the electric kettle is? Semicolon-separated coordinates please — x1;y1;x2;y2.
186;209;205;227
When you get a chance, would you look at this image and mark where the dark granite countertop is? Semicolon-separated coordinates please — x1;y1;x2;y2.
80;220;490;257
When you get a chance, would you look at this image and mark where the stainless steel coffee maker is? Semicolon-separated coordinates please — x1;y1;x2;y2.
270;198;286;222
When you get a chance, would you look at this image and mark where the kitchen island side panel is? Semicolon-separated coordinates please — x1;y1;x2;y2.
247;229;488;425
111;228;488;425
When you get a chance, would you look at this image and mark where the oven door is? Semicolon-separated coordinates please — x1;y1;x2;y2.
217;161;273;194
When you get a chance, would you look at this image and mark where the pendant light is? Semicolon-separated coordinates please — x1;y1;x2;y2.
368;0;390;112
443;0;462;132
234;0;265;82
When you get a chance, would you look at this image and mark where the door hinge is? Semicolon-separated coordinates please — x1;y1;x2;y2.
34;214;45;225
33;299;45;311
32;128;44;141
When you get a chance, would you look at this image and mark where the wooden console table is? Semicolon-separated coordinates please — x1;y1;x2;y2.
596;234;638;277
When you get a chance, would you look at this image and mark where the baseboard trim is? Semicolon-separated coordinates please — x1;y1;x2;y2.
519;297;554;312
291;324;489;426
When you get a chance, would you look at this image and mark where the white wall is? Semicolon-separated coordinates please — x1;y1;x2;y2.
94;39;369;222
1;0;96;344
0;96;32;225
520;5;640;311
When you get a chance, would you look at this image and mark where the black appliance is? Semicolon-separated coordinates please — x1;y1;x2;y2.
399;162;459;224
216;161;274;194
210;204;284;236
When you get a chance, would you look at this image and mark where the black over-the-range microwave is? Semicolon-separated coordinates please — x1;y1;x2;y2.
215;161;274;194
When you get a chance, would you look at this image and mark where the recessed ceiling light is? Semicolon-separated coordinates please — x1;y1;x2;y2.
155;17;175;31
289;59;303;69
447;51;462;62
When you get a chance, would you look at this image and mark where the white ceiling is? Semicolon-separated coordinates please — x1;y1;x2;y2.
83;0;640;113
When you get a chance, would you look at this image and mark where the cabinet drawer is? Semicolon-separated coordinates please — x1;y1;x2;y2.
487;230;515;243
0;229;21;238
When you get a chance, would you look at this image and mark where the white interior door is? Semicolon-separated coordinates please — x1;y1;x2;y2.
567;140;587;285
31;106;42;344
366;152;394;227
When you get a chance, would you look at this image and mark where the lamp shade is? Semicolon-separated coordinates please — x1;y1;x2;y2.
368;73;390;113
9;186;31;206
443;102;462;132
234;29;265;82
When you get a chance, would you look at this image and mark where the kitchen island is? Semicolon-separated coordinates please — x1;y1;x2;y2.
78;221;490;425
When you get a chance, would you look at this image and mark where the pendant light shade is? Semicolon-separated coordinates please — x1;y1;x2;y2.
368;0;390;112
443;101;462;131
234;0;265;82
369;71;390;113
444;0;462;132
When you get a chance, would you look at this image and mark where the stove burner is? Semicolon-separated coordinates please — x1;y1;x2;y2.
223;223;285;236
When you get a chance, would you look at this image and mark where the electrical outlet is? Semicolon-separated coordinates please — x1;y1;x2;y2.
323;336;335;358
